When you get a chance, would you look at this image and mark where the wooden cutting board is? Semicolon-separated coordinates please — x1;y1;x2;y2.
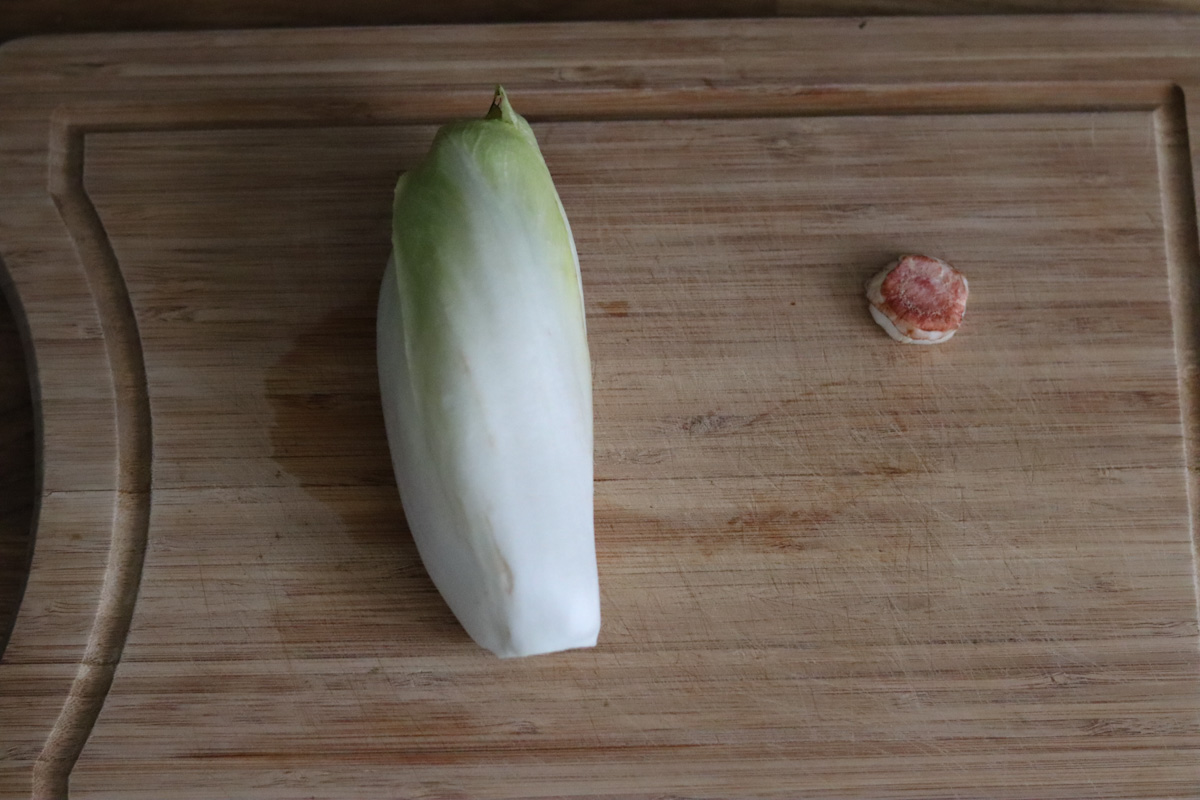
2;16;1200;800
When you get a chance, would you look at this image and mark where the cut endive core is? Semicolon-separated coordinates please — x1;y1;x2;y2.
377;87;598;658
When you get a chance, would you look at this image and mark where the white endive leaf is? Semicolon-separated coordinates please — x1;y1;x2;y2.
377;87;598;658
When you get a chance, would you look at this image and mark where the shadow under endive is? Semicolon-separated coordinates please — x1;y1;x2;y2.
263;294;469;657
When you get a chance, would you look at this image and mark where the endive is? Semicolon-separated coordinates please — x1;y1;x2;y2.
377;87;598;658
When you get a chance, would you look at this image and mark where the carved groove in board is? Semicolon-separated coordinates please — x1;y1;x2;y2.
36;120;153;800
43;80;1177;133
1156;87;1200;626
27;79;1200;796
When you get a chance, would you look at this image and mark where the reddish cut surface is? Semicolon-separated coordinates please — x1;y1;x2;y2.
879;255;968;332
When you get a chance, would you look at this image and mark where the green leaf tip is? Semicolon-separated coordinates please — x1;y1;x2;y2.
484;85;538;146
484;86;504;119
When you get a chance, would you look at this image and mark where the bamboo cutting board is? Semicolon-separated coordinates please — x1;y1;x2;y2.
2;16;1200;800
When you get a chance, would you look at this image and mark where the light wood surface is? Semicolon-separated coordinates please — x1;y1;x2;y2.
5;0;1200;693
2;16;1200;800
5;1;1200;670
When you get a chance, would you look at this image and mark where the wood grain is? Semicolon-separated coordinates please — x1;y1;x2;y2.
2;16;1200;800
6;0;1200;43
0;3;1193;658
